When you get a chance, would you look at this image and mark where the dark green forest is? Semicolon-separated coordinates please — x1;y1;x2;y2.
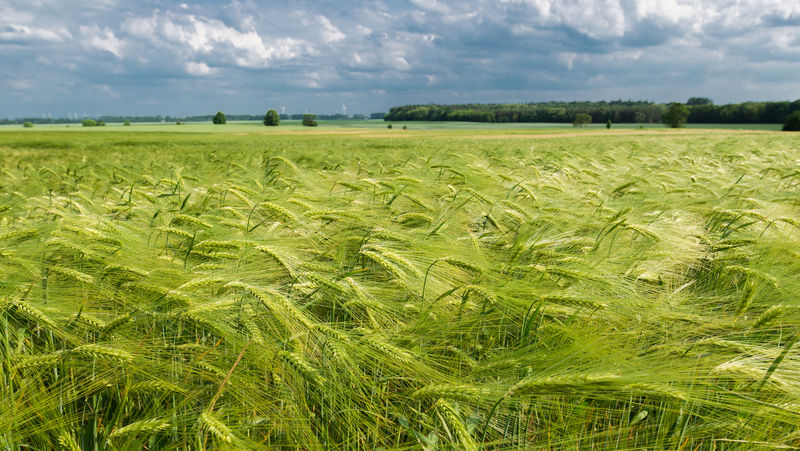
384;100;800;124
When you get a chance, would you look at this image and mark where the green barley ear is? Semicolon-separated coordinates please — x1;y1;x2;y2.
735;279;758;315
462;187;493;205
440;256;484;276
435;399;478;451
362;244;422;278
226;187;256;208
278;351;326;387
505;373;622;397
257;201;298;223
57;431;80;451
48;266;95;285
0;228;39;243
198;411;235;444
128;380;188;395
71;344;133;363
395;212;434;225
752;305;783;329
238;283;315;330
623;383;688;401
413;384;493;401
171;214;211;229
13;351;63;371
109;419;170;439
101;311;134;335
255;245;299;277
10;298;59;331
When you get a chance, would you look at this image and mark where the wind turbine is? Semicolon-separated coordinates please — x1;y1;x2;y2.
341;103;347;117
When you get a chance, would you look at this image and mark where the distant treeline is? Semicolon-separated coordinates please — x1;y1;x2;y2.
0;115;174;125
687;101;800;123
384;101;662;123
384;100;800;124
0;113;387;124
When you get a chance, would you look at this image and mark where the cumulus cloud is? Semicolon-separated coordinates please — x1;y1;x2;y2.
317;15;346;44
185;61;214;76
80;25;124;57
162;15;302;66
121;11;309;70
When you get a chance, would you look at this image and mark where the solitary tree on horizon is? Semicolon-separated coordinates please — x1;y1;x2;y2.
264;109;280;126
573;113;591;128
662;103;689;128
213;111;227;125
302;113;318;127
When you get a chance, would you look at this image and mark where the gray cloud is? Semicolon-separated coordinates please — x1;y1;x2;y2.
1;0;799;117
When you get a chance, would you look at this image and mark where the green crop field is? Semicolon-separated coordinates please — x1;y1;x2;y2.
1;127;799;449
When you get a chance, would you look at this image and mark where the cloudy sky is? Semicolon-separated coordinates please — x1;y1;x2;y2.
2;0;799;118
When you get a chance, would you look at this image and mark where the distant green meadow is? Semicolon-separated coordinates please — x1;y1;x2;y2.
1;127;799;449
0;119;784;132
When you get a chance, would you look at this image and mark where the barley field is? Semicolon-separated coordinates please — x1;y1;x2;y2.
1;128;799;449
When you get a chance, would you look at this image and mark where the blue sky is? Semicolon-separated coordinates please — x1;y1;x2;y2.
2;0;799;117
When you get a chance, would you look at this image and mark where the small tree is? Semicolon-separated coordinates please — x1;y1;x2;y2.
82;119;97;127
387;124;392;129
606;119;612;129
662;103;689;128
783;111;800;131
98;120;106;126
301;113;317;127
264;109;280;126
123;119;131;126
573;113;591;128
23;122;33;128
213;111;227;124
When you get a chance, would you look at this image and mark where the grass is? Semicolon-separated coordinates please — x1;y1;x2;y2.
1;127;800;449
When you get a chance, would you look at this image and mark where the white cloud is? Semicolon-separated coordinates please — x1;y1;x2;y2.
634;0;698;23
185;61;214;76
80;25;124;57
554;0;627;38
501;0;800;41
390;56;411;71
121;15;158;38
157;14;306;67
296;12;346;45
410;0;451;14
0;24;70;43
317;15;346;43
